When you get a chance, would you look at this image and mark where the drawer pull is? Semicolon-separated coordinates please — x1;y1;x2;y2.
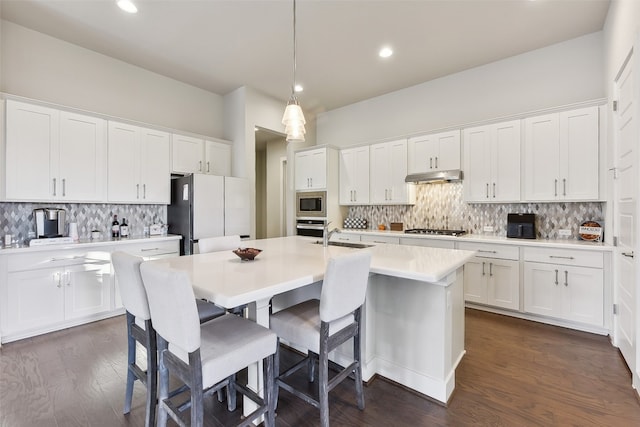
622;252;634;258
140;248;160;252
50;255;84;262
549;255;575;260
478;250;497;254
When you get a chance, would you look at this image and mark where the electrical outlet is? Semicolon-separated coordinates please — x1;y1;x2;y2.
558;229;571;237
483;226;494;233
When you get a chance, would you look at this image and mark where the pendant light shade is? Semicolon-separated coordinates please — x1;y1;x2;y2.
282;0;306;143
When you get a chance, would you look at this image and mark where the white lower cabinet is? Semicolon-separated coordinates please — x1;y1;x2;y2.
0;238;180;343
458;242;519;310
3;248;112;339
523;247;604;327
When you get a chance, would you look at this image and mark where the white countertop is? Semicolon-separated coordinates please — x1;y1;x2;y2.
340;229;613;252
0;234;182;254
146;235;476;309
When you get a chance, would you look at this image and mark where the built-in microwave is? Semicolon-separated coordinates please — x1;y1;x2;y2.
296;191;326;218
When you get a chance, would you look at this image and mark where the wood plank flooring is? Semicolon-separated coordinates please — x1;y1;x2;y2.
1;308;639;426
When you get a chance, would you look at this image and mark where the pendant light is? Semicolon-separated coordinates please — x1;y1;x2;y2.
282;0;306;143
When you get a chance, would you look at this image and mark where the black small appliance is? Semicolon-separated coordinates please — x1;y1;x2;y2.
507;213;536;239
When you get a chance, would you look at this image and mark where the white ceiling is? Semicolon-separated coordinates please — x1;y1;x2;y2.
0;0;610;114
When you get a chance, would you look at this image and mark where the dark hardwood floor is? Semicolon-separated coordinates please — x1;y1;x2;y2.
2;308;640;426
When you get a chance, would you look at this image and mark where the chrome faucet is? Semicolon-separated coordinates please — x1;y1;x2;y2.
323;222;340;247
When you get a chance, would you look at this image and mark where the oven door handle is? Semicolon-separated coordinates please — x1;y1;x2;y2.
296;224;325;230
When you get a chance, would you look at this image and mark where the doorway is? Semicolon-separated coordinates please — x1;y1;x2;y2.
255;127;288;239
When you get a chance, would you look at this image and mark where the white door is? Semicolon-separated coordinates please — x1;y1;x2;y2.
560;107;599;200
463;258;488;304
172;134;204;174
64;262;111;320
488;259;520;310
5;100;59;201
140;128;171;203
463;125;492;201
388;139;408;203
614;52;637;377
59;111;106;201
369;142;390;203
205;140;231;176
339;148;357;204
107;121;140;202
435;131;460;171
192;174;224;240
493;120;521;202
523;113;560;200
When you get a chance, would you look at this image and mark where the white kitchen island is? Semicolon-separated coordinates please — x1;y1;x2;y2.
146;236;475;405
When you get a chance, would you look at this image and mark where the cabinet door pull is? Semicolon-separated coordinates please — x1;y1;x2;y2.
563;178;567;196
622;251;635;258
549;255;574;260
554;179;558;197
207;161;210;173
554;269;559;285
435;156;438;169
143;184;146;199
478;250;497;254
430;157;433;169
52;178;57;197
55;272;62;288
482;261;485;276
489;262;493;277
66;271;72;287
486;183;489;198
492;182;496;198
354;190;356;201
136;184;140;199
62;178;66;197
564;270;568;286
198;160;202;172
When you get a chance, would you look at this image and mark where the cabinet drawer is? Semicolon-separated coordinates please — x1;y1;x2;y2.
331;233;361;243
360;234;400;245
120;240;180;259
7;248;111;272
457;242;519;261
523;247;603;268
400;237;455;249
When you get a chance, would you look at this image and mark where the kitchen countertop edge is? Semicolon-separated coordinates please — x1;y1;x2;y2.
340;229;612;251
0;234;182;255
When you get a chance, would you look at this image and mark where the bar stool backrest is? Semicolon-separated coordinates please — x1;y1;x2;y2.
112;251;151;321
319;251;372;323
140;263;201;355
199;235;241;253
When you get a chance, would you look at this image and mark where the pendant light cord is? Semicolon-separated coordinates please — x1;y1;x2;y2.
292;0;297;96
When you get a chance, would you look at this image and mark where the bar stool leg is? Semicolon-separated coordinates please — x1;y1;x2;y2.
145;319;157;427
124;312;136;414
319;327;330;427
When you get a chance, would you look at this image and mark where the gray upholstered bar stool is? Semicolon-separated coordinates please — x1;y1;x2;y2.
198;235;247;316
270;250;372;427
140;262;278;427
111;251;226;427
198;234;241;254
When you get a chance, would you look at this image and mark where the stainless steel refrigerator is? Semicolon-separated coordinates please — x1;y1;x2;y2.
168;174;251;255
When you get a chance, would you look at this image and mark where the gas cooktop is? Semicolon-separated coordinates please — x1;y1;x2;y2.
404;228;467;236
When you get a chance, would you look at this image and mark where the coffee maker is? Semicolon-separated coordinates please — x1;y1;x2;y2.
34;208;66;238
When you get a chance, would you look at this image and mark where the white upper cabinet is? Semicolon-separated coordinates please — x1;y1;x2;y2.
370;139;415;205
464;120;520;202
204;140;231;176
523;106;599;201
295;147;327;190
172;134;232;176
108;121;170;204
172;134;204;174
407;130;460;174
339;146;370;205
5;100;106;202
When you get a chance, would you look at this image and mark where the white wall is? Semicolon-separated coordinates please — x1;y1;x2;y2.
0;20;225;137
317;32;604;147
266;138;287;238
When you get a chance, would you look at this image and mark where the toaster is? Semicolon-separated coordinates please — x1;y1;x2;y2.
507;213;536;239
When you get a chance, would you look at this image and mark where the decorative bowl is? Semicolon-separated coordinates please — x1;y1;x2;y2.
233;247;262;261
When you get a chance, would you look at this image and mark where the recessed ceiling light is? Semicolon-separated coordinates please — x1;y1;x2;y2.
379;47;393;58
294;84;304;93
117;0;138;14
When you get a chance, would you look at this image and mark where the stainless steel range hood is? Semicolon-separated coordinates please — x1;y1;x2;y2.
405;169;463;184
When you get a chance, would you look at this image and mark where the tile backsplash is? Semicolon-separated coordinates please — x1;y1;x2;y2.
0;202;166;243
347;182;604;239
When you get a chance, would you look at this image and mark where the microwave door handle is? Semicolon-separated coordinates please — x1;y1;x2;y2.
518;224;523;237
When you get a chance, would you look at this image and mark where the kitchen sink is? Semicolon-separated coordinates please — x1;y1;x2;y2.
312;240;374;249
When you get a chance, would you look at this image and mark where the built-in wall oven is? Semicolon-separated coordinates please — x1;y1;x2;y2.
296;219;326;238
296;191;326;218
